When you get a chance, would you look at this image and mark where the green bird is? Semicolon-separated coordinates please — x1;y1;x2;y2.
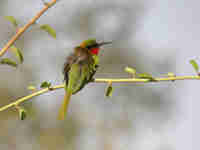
58;39;111;120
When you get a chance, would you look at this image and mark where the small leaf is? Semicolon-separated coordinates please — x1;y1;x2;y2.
137;73;156;81
125;66;136;76
190;59;199;73
105;84;113;97
40;24;56;38
4;16;18;27
0;58;17;67
167;72;176;82
167;72;176;77
19;108;27;120
40;81;51;88
10;45;24;63
27;85;36;91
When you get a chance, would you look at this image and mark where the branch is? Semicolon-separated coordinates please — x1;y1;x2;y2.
94;75;200;83
0;0;57;57
0;84;64;112
0;75;200;112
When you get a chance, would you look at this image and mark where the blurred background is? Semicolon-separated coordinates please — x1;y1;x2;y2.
0;0;198;149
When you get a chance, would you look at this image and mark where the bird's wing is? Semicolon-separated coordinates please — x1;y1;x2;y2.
63;53;78;83
68;63;90;94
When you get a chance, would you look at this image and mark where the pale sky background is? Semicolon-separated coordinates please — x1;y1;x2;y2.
0;0;198;150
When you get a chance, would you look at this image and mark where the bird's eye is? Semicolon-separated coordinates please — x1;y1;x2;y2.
86;45;92;49
87;43;98;49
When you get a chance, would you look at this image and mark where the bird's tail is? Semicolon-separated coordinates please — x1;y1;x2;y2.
58;90;72;120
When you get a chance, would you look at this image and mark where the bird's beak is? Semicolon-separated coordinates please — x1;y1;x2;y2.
98;41;112;47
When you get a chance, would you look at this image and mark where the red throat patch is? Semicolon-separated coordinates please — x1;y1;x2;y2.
90;48;100;55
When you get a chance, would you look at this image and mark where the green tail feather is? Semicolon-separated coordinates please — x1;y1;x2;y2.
58;90;72;120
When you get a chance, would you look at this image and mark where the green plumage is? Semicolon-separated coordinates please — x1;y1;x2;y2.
58;62;97;120
58;40;99;120
58;39;111;120
68;62;96;93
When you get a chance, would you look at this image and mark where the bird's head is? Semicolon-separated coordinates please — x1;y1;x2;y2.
80;38;112;55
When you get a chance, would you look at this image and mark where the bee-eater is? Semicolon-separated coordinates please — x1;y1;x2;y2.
58;39;111;120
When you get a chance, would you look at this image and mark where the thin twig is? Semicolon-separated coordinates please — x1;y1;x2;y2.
0;75;200;112
0;84;64;112
94;75;200;83
0;0;57;57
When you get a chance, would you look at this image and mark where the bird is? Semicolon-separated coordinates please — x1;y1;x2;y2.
58;39;112;120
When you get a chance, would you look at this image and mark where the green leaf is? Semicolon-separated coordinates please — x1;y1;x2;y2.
190;59;199;73
137;73;156;81
4;16;18;27
0;58;17;67
40;81;51;88
40;24;56;38
105;84;113;97
125;66;136;76
19;108;27;120
27;85;36;91
167;72;176;77
10;45;24;63
167;72;176;82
